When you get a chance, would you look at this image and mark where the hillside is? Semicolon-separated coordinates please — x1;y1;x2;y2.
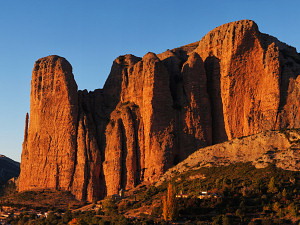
4;162;299;224
119;164;299;223
114;130;300;223
2;129;300;224
0;155;20;185
157;129;300;186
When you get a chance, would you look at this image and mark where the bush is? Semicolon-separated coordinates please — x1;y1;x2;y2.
151;205;162;217
222;215;232;225
236;208;245;221
212;215;222;225
62;210;73;223
142;186;158;201
287;202;298;217
267;177;278;193
102;197;118;216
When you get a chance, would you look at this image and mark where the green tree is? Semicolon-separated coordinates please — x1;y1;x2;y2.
215;178;221;188
235;208;245;222
167;183;176;220
267;177;278;193
212;215;222;225
102;197;118;216
162;183;178;221
272;202;281;213
162;195;168;221
46;212;59;224
222;215;231;225
282;188;287;198
62;210;73;223
288;203;298;217
143;186;158;201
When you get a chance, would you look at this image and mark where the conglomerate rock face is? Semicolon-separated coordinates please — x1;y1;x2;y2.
19;56;78;193
19;20;300;200
194;20;300;141
19;56;102;201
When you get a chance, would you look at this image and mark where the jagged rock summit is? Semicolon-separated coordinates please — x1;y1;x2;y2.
19;20;300;201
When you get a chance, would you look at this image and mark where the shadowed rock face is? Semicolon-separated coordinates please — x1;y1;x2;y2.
19;20;300;200
0;155;20;185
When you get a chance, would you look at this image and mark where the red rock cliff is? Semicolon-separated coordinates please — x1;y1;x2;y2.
194;20;300;141
19;56;102;201
19;20;300;200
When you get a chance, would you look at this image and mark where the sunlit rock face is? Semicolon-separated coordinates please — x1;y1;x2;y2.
19;56;102;202
194;20;300;141
19;20;300;200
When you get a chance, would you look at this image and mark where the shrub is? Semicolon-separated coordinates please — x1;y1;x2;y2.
143;186;158;201
212;214;222;225
267;177;278;193
102;197;118;216
287;202;298;217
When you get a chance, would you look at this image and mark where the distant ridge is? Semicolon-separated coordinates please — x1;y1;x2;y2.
0;154;20;185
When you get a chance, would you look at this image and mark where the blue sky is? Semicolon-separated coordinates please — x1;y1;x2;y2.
0;0;300;162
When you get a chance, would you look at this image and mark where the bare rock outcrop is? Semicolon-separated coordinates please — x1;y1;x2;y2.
195;20;300;141
102;51;213;195
19;20;300;200
20;56;78;193
156;129;300;186
19;56;102;201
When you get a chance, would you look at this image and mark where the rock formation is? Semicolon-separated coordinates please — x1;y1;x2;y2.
194;20;300;141
19;56;102;201
19;20;300;201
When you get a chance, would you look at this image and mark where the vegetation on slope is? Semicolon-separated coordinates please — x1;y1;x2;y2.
121;162;300;224
1;163;299;224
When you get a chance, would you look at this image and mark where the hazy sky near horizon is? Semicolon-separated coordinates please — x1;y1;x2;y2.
0;0;300;162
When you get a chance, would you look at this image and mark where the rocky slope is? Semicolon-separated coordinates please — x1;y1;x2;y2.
0;155;20;185
19;20;300;201
156;129;300;186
